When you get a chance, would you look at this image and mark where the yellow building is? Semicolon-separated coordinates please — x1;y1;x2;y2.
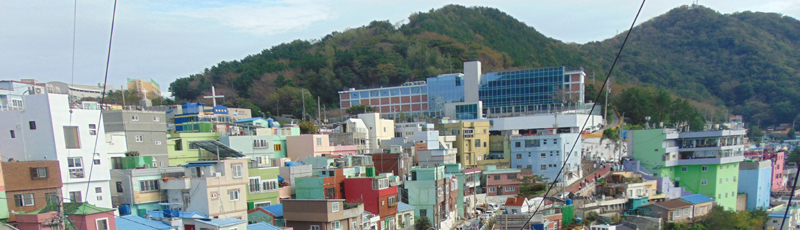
436;120;491;167
127;78;161;98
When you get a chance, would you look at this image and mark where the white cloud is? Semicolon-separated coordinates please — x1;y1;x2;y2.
175;1;336;36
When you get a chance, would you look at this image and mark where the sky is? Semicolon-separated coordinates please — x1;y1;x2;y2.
2;0;799;97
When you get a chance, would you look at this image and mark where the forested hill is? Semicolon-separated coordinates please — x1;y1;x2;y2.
168;4;800;127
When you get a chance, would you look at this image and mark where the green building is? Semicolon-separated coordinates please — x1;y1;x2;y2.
628;128;746;210
110;156;185;216
247;165;283;209
262;127;300;159
167;132;220;166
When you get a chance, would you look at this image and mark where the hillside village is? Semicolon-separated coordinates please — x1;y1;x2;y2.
0;60;796;230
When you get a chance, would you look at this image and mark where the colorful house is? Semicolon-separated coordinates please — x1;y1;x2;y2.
110;156;184;217
160;158;250;221
286;134;358;162
344;175;399;230
295;168;347;199
435;120;491;168
738;160;772;210
17;202;116;230
482;166;531;196
3;160;59;223
247;165;285;209
166;132;220;166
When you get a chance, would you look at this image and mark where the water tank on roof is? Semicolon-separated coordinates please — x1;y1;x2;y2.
267;118;275;128
119;204;131;216
566;199;572;205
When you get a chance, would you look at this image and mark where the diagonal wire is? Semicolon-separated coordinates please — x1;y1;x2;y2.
518;1;646;229
78;1;118;230
780;164;800;230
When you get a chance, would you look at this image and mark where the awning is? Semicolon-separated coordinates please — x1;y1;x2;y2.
182;162;217;168
188;140;245;158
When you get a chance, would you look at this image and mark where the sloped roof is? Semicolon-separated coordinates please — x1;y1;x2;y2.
505;197;527;207
680;194;714;204
147;210;208;219
262;204;284;217
247;222;281;230
398;202;415;212
116;215;174;230
28;202;115;215
196;218;246;227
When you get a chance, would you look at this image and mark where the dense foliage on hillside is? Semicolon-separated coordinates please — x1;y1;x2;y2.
169;5;800;127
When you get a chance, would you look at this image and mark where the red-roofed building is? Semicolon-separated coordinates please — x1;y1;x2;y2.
504;197;530;214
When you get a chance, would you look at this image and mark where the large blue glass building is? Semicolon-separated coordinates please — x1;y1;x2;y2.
479;67;567;114
426;73;465;117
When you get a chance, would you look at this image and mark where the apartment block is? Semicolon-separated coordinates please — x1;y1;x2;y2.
103;110;169;166
160;158;250;221
344;175;399;230
435;120;490;167
0;94;113;208
286;134;358;161
110;156;184;217
510;132;582;186
358;113;395;153
738;160;772;210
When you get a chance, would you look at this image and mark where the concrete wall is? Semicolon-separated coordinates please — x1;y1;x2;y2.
463;61;481;103
102;110;168;165
510;133;582;185
739;160;771;210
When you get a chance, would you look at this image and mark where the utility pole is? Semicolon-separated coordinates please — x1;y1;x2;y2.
317;96;321;123
121;85;126;108
302;89;306;122
58;195;66;230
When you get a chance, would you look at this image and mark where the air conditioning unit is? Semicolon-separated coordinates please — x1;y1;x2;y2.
215;172;222;177
35;88;43;94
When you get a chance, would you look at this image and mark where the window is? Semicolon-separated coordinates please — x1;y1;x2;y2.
131;115;139;121
175;139;183;151
389;196;397;207
420;209;427;217
505;186;515;192
333;221;341;230
89;124;96;130
262;179;279;191
116;182;124;193
494;175;500;180
541;165;547;170
64;126;81;149
317;138;322;146
70;191;82;203
250;178;261;193
140;180;160;192
14;193;34;206
553;139;557;144
232;164;243;178
135;135;144;142
543;139;547;145
29;121;36;130
475;139;481;147
9;130;15;138
332;202;340;212
31;167;47;179
45;192;57;204
734;176;737;182
311;226;320;230
94;159;101;165
507;174;517;180
254;139;268;148
516;154;521;159
719;179;722;184
702;166;708;171
96;218;109;230
255;201;272;208
681;166;687;172
525;139;540;147
701;179;707;185
229;190;240;201
541;153;546;158
515;142;521;147
674;209;682;217
153;116;160;122
211;193;218;199
489;187;495;192
274;144;282;151
96;187;102;193
68;157;84;178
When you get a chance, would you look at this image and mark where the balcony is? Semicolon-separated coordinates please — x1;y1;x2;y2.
664;151;744;167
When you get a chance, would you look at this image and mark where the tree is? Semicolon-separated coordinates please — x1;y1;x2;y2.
266;86;317;119
517;175;548;197
789;148;800;164
299;121;319;134
415;216;432;230
789;128;796;140
346;104;376;115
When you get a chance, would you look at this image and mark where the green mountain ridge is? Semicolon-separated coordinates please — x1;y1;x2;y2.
168;4;800;127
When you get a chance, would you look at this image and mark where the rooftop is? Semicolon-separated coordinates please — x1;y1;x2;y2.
189;140;245;158
247;223;281;230
261;204;284;217
505;197;527;206
196;218;246;227
146;210;208;219
680;194;714;204
652;199;693;210
116;215;174;230
398;202;414;212
28;202;115;215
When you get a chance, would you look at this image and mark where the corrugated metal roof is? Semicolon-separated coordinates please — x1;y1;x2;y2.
679;194;714;204
196;218;246;227
262;204;284;217
247;222;281;230
397;202;415;212
116;215;175;230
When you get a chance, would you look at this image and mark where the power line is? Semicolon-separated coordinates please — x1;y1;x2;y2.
79;1;118;230
780;164;800;230
520;0;646;229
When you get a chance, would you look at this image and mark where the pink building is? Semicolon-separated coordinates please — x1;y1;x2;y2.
745;150;786;191
483;167;532;196
16;203;116;230
286;134;358;161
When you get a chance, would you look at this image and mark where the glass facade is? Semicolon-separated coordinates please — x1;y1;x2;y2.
455;103;479;120
426;74;465;117
479;67;567;114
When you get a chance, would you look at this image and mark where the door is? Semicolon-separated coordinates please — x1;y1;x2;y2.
497;186;503;195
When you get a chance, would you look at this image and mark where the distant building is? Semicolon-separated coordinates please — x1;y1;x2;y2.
46;81;109;103
358;113;395;153
435;120;491;168
510;132;582;186
286;134;358;162
160;158;249;221
126;78;161;98
482;166;531;196
339;82;428;117
406;166;458;230
0;80;45;110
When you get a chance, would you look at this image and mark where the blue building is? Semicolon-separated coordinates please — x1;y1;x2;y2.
172;102;233;132
427;73;465;117
738;160;772;210
509;133;582;186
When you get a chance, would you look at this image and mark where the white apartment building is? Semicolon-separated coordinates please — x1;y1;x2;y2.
0;94;113;208
160;158;250;221
358;113;395;153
